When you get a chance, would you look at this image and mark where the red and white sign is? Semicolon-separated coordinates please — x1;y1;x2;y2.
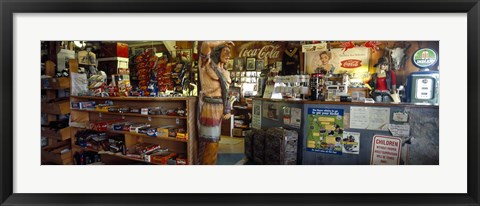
340;59;362;68
370;135;402;165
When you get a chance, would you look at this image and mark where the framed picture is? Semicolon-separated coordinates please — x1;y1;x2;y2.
256;59;264;71
234;57;245;71
246;57;256;71
3;1;479;206
226;59;234;71
276;61;283;71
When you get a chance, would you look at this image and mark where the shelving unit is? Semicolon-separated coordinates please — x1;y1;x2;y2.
69;95;198;165
41;60;73;165
231;99;252;137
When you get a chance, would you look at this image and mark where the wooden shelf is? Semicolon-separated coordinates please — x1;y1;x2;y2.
41;101;70;115
71;108;187;119
72;145;161;165
108;130;188;143
41;127;71;141
71;96;197;101
69;126;188;143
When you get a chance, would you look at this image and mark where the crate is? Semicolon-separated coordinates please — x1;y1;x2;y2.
41;141;73;165
244;129;255;160
252;129;266;164
41;100;70;115
41;127;71;141
265;128;298;165
41;77;70;89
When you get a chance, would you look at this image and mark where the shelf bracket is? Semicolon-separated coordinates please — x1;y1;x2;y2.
98;112;102;118
148;116;152;121
176;118;180;125
122;115;125;120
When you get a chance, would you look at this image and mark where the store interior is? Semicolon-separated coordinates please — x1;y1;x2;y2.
41;40;439;165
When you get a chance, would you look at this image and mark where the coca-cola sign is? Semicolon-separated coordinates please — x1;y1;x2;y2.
340;59;362;68
237;44;282;60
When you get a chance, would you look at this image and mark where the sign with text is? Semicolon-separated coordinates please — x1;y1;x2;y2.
331;47;370;77
370;135;402;165
306;108;344;155
235;41;284;61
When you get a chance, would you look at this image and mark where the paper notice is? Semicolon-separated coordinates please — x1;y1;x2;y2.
350;107;369;129
388;124;410;137
369;107;390;131
393;112;409;122
290;107;302;128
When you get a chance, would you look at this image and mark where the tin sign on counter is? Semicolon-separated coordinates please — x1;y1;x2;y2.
370;135;402;165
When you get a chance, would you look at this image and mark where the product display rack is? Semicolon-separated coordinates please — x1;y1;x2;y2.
69;96;198;165
231;100;252;137
41;60;73;164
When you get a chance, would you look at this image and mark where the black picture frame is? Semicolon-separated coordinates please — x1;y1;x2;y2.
246;57;256;71
1;0;479;206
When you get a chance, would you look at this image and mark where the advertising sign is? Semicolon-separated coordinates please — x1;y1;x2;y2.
412;48;438;68
331;47;370;77
306;108;344;154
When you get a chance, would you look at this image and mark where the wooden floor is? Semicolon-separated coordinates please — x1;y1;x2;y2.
218;135;244;154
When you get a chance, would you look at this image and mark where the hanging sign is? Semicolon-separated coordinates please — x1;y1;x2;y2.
412;48;438;68
370;135;402;165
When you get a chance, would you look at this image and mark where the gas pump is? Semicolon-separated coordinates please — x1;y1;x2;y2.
405;48;440;104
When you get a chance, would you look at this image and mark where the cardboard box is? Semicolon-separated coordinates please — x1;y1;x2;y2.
138;127;158;137
176;132;188;140
232;128;243;137
100;42;129;58
41;141;72;165
41;77;70;89
129;123;151;133
41;127;71;141
42;100;70;115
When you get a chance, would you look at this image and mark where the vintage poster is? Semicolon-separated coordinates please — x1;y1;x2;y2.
342;131;360;154
331;47;370;78
306;108;344;154
290;107;302;128
370;135;402;165
350;106;390;131
252;100;262;129
304;50;329;74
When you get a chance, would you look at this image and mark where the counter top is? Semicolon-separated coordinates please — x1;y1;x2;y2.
251;98;439;108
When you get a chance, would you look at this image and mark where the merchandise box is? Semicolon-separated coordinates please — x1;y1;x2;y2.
100;42;129;58
71;101;96;110
98;57;130;76
41;77;70;89
232;128;243;137
41;100;70;115
41;126;71;141
41;141;73;165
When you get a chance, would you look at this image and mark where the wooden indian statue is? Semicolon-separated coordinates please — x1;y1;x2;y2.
197;41;235;165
